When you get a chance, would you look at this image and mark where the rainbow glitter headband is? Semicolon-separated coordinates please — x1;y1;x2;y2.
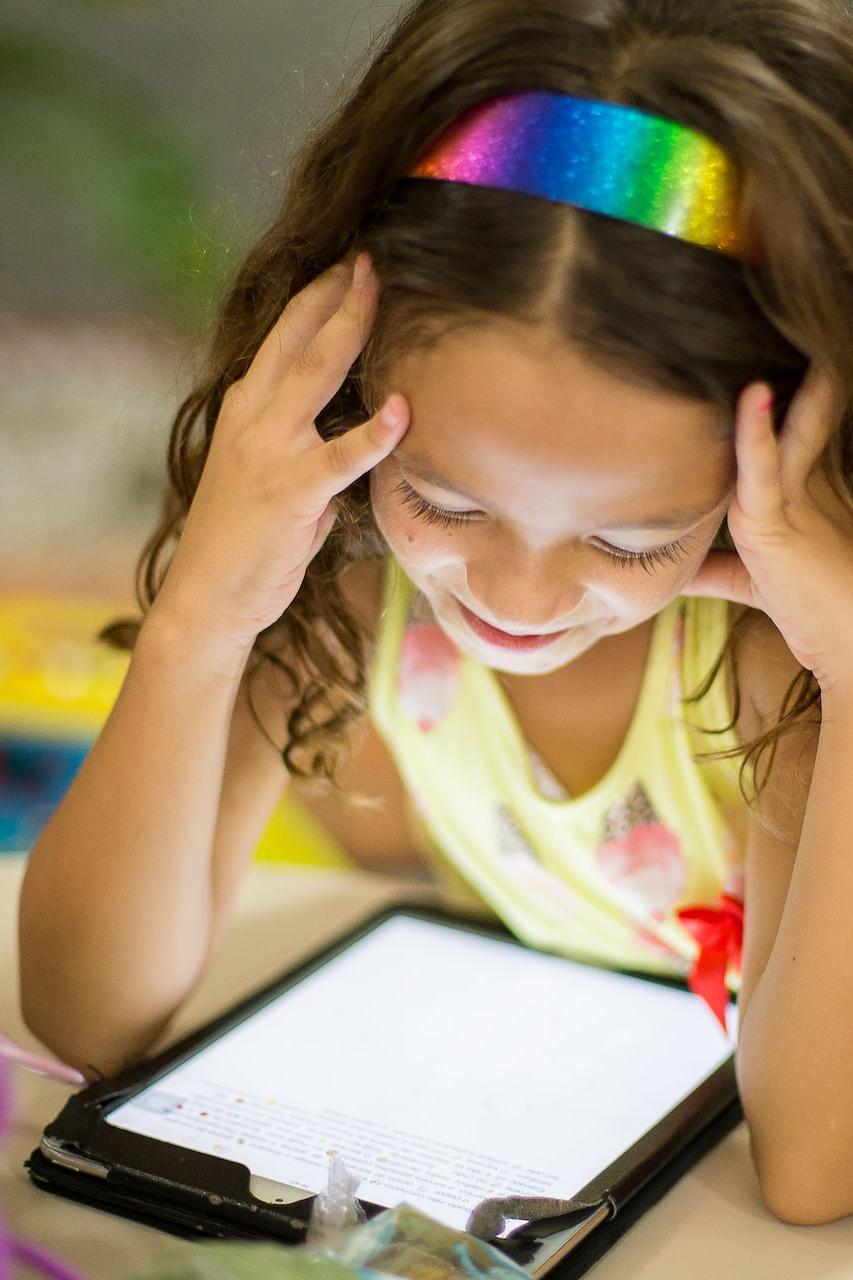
409;91;760;263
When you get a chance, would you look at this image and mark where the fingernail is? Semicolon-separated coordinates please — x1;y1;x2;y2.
380;398;403;430
353;252;371;289
756;391;774;414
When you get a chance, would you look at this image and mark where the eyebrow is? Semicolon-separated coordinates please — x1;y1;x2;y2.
396;456;721;531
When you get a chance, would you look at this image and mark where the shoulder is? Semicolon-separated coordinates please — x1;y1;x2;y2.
730;605;819;747
729;606;820;862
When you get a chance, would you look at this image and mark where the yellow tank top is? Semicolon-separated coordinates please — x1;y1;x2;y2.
368;556;753;1000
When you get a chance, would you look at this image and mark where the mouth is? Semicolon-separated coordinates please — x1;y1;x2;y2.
455;602;571;652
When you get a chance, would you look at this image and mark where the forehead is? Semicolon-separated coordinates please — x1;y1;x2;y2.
389;322;735;522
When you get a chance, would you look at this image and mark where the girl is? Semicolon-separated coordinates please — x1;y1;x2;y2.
18;0;853;1229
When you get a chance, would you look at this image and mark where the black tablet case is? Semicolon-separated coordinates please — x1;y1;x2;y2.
25;901;743;1278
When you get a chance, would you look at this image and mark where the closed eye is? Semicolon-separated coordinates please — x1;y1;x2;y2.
391;477;695;574
392;477;479;530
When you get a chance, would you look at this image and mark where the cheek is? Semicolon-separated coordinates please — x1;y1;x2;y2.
369;468;454;563
660;535;716;600
594;545;710;617
608;577;674;617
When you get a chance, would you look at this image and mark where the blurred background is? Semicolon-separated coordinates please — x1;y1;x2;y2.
1;0;398;856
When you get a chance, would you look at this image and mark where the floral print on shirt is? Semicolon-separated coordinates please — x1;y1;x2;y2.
595;781;688;919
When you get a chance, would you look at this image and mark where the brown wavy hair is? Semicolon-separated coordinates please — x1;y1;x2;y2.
100;0;853;809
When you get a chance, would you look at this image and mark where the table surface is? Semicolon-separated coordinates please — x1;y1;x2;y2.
2;854;852;1279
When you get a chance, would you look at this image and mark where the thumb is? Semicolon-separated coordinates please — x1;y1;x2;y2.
679;550;754;604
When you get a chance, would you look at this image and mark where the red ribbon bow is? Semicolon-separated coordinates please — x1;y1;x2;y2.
675;893;744;1033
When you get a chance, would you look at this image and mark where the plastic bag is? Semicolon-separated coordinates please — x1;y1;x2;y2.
309;1200;530;1280
125;1153;530;1280
300;1155;528;1279
304;1152;368;1251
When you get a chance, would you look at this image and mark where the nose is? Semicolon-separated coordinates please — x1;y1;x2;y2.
463;539;587;632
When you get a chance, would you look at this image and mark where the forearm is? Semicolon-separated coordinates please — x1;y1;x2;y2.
18;615;251;1078
736;691;853;1222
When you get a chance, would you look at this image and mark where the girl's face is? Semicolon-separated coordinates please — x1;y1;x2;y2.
369;320;737;677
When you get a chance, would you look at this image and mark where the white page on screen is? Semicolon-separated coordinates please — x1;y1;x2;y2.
106;915;737;1231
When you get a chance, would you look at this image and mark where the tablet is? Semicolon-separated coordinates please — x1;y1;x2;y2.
28;902;741;1278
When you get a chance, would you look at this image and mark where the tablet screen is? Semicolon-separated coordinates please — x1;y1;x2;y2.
106;914;737;1231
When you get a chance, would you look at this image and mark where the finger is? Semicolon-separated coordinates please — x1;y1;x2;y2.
236;254;360;411
779;364;841;496
678;550;756;605
299;396;410;509
734;384;785;527
268;255;380;426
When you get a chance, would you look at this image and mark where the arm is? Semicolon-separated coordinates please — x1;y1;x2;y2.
19;259;413;1080
17;556;403;1079
18;616;291;1081
733;615;853;1225
675;364;853;1224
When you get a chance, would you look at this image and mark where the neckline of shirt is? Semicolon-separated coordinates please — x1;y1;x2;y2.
480;598;683;812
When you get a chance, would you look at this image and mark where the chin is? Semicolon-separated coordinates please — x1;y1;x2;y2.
475;647;591;676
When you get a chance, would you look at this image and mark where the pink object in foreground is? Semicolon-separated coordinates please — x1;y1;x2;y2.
0;1032;85;1086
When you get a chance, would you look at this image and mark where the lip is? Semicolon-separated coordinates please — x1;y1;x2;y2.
456;602;570;652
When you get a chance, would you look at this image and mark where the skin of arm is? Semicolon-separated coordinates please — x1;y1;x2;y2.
17;619;274;1080
732;612;853;1225
17;559;386;1081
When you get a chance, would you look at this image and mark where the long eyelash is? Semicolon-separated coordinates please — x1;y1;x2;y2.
599;538;693;574
392;478;474;529
392;477;693;572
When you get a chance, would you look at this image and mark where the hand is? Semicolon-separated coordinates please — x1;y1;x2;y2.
149;252;410;654
680;364;853;699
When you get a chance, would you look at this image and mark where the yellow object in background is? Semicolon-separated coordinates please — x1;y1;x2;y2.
0;593;354;868
0;595;133;742
253;788;353;869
